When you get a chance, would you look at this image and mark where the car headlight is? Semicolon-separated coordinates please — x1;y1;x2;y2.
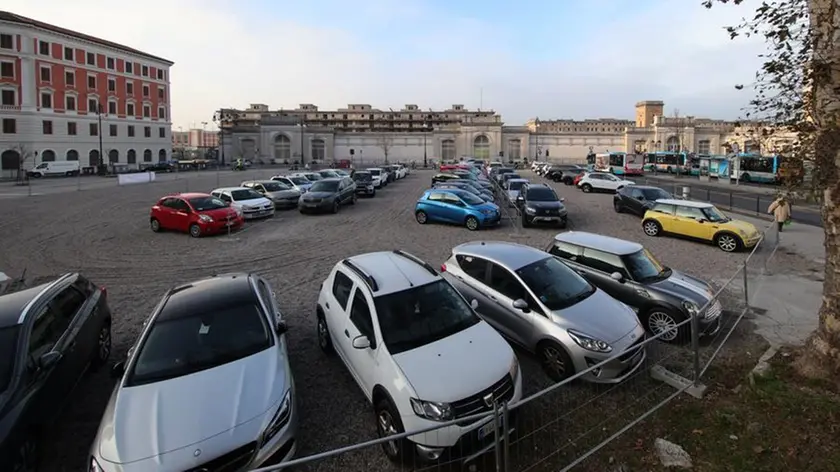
410;398;453;421
525;207;536;215
682;300;700;316
480;208;494;215
262;390;292;446
89;457;104;472
567;329;613;353
198;214;213;223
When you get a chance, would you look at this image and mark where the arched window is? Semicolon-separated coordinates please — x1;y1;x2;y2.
66;150;79;161
273;134;291;161
108;149;119;163
311;138;325;161
666;136;680;152
158;149;167;162
441;139;456;161
127;149;137;164
89;149;100;166
506;139;521;160
143;149;152;162
41;150;56;162
1;150;20;170
473;135;490;160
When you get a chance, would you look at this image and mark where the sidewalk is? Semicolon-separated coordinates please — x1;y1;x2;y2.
642;173;821;208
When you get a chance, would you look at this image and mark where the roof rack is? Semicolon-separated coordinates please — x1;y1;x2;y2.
341;260;379;292
392;250;438;276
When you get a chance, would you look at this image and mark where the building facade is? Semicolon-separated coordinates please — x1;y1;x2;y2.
0;11;173;175
217;101;797;165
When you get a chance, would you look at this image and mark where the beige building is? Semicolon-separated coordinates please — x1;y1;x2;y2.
216;101;796;165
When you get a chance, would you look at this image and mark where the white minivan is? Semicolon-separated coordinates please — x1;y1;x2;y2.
27;161;81;177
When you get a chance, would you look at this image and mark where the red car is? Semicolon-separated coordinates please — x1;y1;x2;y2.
149;192;244;238
573;172;586;186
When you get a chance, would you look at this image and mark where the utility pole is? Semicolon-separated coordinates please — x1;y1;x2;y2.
423;121;429;168
97;104;104;173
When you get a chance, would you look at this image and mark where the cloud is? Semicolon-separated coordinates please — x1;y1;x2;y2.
4;0;769;128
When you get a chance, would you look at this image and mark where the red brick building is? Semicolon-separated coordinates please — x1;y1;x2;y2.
0;11;174;173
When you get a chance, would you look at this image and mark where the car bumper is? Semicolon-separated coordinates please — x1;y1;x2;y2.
742;235;761;248
524;213;567;225
299;201;331;212
572;338;647;384
699;300;723;336
479;212;502;227
200;218;244;233
243;208;275;219
272;199;299;209
356;186;376;194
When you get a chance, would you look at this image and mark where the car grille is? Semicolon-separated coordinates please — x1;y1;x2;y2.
184;441;257;472
618;336;645;362
537;208;560;216
451;374;515;420
704;300;723;320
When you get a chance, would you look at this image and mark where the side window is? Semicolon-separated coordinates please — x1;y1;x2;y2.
428;192;445;202
331;271;354;310
255;279;277;317
629;188;644;199
548;241;582;261
675;206;705;220
651;203;675;215
456;255;488;281
171;199;189;211
444;193;463;205
28;305;62;361
581;249;629;278
160;197;177;208
487;263;525;300
50;286;86;326
219;193;232;203
349;290;376;347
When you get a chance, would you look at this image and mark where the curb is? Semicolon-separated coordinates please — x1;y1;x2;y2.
748;345;778;385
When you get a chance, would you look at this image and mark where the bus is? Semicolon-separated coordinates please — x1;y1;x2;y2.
729;154;786;184
585;152;597;170
595;152;644;176
643;152;689;173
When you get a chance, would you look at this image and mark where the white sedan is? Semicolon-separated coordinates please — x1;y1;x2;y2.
577;172;635;193
211;187;275;219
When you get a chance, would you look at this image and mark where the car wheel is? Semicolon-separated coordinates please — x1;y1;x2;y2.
150;218;161;232
317;312;334;355
375;398;409;464
581;183;593;193
415;210;428;224
89;320;112;370
642;220;661;236
332;199;340;213
715;232;742;252
189;223;201;238
613;199;623;213
371;189;376;197
644;307;688;343
10;432;39;472
538;340;574;382
465;215;480;231
521;216;531;228
350;194;357;205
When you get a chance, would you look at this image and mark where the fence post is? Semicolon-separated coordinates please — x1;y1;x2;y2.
728;191;733;210
493;402;502;472
755;196;760;215
502;402;510;472
743;261;749;307
691;309;701;385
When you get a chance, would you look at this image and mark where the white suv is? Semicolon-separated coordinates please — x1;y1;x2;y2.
316;250;522;464
577;172;635;193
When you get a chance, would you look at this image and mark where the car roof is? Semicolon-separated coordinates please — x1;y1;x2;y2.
158;273;258;322
553;231;643;255
316;177;342;182
452;241;548;271
346;251;440;296
507;178;529;183
625;185;664;191
0;282;55;328
241;180;275;185
367;167;383;170
212;187;249;192
172;192;211;199
354;170;372;174
429;188;472;198
655;198;711;208
524;182;550;188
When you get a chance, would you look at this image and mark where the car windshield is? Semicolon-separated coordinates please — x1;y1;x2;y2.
310;180;339;192
508;181;526;191
622;249;671;282
702;206;729;222
290;177;310;185
506;174;521;180
319;171;339;178
369;169;381;176
353;173;372;181
188;196;227;211
305;173;322;181
230;189;263;200
127;304;271;386
0;326;20;392
516;257;595;311
459;192;485;205
262;181;290;192
641;188;670;200
374;280;480;355
526;187;558;201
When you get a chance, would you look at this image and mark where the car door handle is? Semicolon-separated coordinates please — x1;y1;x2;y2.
488;295;498;301
68;341;77;351
344;329;350;338
325;302;330;309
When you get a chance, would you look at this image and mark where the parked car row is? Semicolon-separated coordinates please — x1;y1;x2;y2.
419;161;505;230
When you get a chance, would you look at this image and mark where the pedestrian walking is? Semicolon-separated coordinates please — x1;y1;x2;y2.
767;195;792;232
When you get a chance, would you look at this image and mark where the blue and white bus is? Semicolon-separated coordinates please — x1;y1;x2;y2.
729;153;781;183
643;152;689;173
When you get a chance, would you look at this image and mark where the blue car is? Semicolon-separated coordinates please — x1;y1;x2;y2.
415;188;501;231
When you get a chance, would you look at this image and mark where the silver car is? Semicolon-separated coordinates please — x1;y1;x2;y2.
441;241;646;383
89;273;297;472
505;178;529;206
242;180;301;209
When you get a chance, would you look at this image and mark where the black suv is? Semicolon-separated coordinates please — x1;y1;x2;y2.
352;171;377;197
515;183;568;228
298;177;357;213
0;273;112;471
613;185;674;216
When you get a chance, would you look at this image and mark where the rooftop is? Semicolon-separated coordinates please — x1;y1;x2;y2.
453;241;548;271
553;231;643;256
348;251;440;296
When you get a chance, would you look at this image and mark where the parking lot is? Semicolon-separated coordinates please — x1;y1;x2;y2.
0;168;762;471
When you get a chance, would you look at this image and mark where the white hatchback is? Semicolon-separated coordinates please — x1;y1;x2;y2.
211;187;275;219
577;172;635;193
316;250;522;464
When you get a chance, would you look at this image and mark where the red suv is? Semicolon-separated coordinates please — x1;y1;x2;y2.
150;192;244;238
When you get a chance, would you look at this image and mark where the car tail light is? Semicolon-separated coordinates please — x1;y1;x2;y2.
440;264;447;272
100;286;107;298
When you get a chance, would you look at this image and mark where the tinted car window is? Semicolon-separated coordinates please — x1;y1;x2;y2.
508;181;526;191
526;187;558;201
487;263;525;300
622;249;669;282
290;177;310;185
456;255;488;280
353;172;372;181
332;271;353;309
310;180;339;192
349;290;375;345
641;188;670;200
28;304;66;360
160;197;178;208
51;286;86;321
128;303;271;386
515;257;595;311
189;197;227;211
458;192;484;205
231;189;263;200
170;199;190;211
0;327;20;392
581;249;629;278
549;241;582;260
428;192;446;201
651;203;675;214
262;181;290;191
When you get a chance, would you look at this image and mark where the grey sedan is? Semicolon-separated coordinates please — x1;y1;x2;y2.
298;177;357;214
441;241;646;383
241;180;301;209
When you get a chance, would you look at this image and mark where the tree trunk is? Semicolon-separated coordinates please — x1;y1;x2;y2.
797;0;840;377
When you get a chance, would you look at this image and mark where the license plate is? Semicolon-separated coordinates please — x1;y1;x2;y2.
478;417;501;440
225;221;234;226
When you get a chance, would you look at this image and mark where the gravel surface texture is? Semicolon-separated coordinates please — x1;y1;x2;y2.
0;168;767;472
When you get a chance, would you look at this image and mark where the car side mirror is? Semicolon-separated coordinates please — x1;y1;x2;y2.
610;272;625;283
470;299;479;310
38;351;62;370
559;197;566;203
636;196;644;201
352;335;371;350
111;360;126;378
275;320;288;335
697;219;706;223
512;299;530;312
516;196;524;203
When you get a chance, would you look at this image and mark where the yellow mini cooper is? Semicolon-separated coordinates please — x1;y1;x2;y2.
641;199;762;252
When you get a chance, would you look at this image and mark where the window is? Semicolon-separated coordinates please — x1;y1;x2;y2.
108;100;117;115
125;61;133;74
89;123;98;136
144;126;151;138
64;71;75;87
28;304;66;362
2;119;15;134
548;241;582;260
142;84;149;97
51;286;86;321
578;249;628;278
0;62;13;78
64;46;73;61
127;103;135;116
675;205;706;220
456;255;488;281
67;150;79;161
87;75;96;89
109;124;118;137
86;52;95;65
65;95;76;111
650;203;675;215
127;149;136;164
39;41;50;55
621;249;668;282
141;65;149;76
40;66;51;82
126;82;133;95
127;125;135;137
42;120;53;134
331;271;354;310
487;263;525;300
67;122;77;135
87;98;97;112
143;149;152;162
158;107;166;119
515;257;594;311
107;78;115;92
158;87;165;100
349;290;375;343
0;34;12;50
157;69;164;80
698;140;711;155
143;105;150;118
158;127;166;138
106;57;115;70
0;89;14;106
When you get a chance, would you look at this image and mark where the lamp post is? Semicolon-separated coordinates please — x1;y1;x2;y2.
97;104;104;172
423;121;429;168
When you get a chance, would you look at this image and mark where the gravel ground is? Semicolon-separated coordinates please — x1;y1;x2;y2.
0;169;765;472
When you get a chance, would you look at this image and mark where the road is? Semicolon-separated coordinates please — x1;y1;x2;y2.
638;175;822;228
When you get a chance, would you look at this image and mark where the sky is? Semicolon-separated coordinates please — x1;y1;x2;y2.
6;0;767;129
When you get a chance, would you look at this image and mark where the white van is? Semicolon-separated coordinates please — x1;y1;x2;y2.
27;161;81;177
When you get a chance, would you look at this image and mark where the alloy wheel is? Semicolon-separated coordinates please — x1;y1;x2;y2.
717;235;738;252
648;311;678;341
317;318;328;348
466;216;479;231
541;345;566;378
416;211;427;224
378;410;400;457
97;326;111;362
643;221;659;236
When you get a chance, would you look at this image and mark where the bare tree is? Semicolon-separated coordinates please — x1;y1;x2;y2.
377;136;393;164
10;144;34;184
705;0;840;378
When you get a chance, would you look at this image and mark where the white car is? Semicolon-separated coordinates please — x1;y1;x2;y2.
27;161;80;177
89;273;298;472
316;250;522;464
366;168;386;188
211;187;275;219
577;172;635;193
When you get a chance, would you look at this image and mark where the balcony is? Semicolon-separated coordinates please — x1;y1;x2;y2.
0;104;21;111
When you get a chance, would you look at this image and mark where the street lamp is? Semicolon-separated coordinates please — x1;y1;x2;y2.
96;104;104;173
423;121;429;168
212;109;234;165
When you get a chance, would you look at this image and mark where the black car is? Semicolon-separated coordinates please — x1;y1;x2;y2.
515;183;568;228
545;165;584;182
298;177;357;214
430;173;463;186
0;273;112;471
613;185;674;216
352;171;377;197
144;161;175;172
